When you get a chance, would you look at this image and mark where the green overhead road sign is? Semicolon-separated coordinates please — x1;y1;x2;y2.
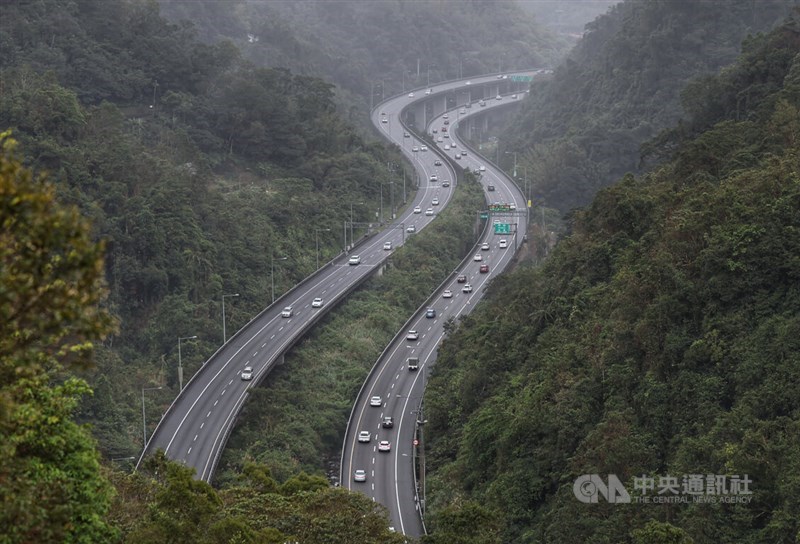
480;212;489;220
494;223;511;234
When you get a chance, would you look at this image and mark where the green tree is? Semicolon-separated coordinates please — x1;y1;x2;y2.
0;132;117;542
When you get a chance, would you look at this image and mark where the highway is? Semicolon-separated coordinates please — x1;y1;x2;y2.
340;74;531;538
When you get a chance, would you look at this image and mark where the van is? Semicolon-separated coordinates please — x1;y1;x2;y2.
407;357;419;371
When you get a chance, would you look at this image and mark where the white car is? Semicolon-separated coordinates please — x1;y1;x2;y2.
370;396;382;407
383;241;392;250
425;208;434;216
499;239;508;248
437;136;444;143
481;242;490;251
408;92;414;98
462;283;473;293
479;165;486;171
420;145;428;152
406;330;419;340
348;255;361;265
281;306;293;318
358;431;371;443
312;297;324;308
404;131;410;138
511;94;518;99
432;197;439;206
378;440;391;452
460;108;466;114
413;206;422;214
241;366;253;381
430;174;438;181
444;144;450;150
354;469;367;482
442;289;453;298
406;225;416;233
412;146;419;152
381;118;388;124
443;113;449;119
473;254;483;261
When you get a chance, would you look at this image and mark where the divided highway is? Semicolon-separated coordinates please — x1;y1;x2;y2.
341;74;532;537
137;74;520;481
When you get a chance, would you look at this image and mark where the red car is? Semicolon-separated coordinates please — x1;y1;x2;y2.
479;264;489;273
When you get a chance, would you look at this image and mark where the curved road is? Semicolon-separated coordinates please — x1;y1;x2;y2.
136;73;527;481
341;74;532;537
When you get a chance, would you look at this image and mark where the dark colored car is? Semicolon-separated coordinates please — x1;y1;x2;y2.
457;274;467;283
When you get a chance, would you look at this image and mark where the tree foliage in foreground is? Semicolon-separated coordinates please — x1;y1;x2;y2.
0;132;117;542
424;14;800;544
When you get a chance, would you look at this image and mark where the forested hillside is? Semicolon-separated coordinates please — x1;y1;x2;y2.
502;0;798;212
0;0;409;460
423;13;800;544
157;0;567;105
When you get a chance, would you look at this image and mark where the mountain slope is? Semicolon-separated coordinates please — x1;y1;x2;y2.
424;12;800;544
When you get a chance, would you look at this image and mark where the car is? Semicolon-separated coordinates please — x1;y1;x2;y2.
437;136;444;143
382;416;394;428
381;118;388;123
425;208;434;216
358;431;372;443
407;225;416;233
487;184;495;192
443;133;449;139
404;131;410;138
432;197;439;206
442;181;450;187
499;239;508;248
441;126;448;132
241;366;253;381
378;440;391;452
281;306;293;318
432;128;438;134
511;94;518;99
462;283;473;293
443;119;450;125
496;95;502;100
461;151;467;157
444;144;450;150
434;159;442;166
312;297;324;308
408;92;414;97
496;74;503;79
479;100;486;106
450;141;457;147
480;264;489;273
407;357;419;371
348;254;361;265
473;168;481;175
466;80;472;85
479;165;486;171
370;396;382;407
426;308;436;318
509;202;516;210
420;145;428;151
424;89;431;95
457;274;467;283
454;154;461;160
383;241;392;250
503;74;508;79
412;145;419;152
460;108;467;114
443;113;449;119
442;289;453;298
413;206;422;214
430;174;438;181
406;330;419;340
473;254;483;261
481;242;490;251
354;469;367;482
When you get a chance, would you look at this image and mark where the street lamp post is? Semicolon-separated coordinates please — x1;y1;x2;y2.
177;335;197;392
271;253;288;304
221;293;239;344
141;386;163;449
315;228;331;269
505;151;518;178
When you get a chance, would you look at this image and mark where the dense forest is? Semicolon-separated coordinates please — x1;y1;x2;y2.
157;0;568;116
501;0;798;212
423;12;800;544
